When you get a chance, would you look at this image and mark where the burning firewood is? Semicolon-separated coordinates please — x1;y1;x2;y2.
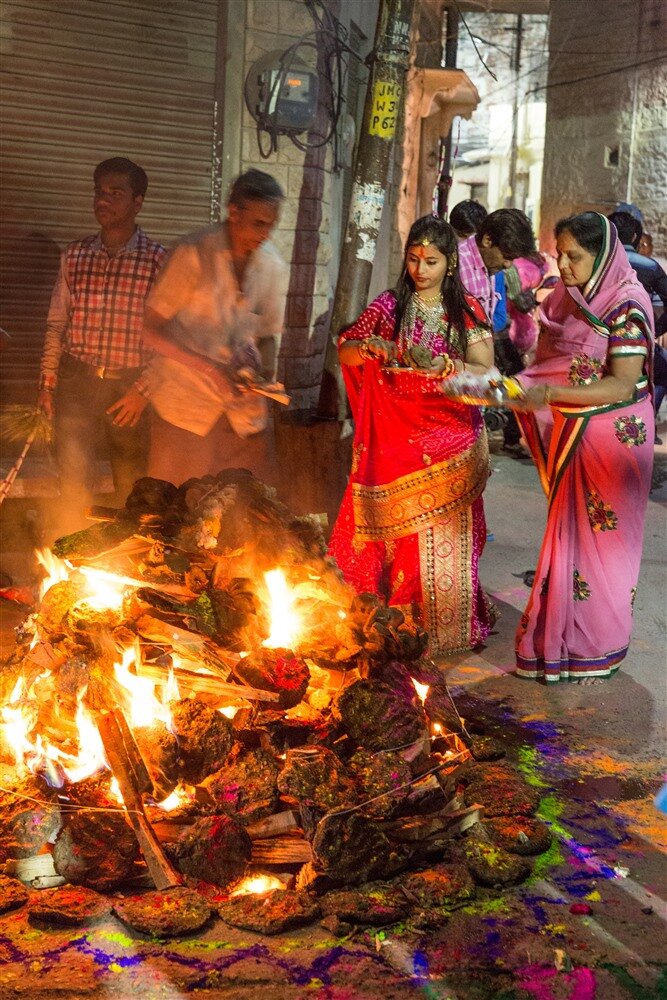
132;722;180;802
94;709;182;890
135;658;281;704
0;470;556;933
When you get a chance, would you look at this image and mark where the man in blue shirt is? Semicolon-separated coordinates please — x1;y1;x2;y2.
608;211;667;439
608;211;667;318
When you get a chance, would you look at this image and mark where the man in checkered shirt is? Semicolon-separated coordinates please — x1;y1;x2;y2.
38;157;166;533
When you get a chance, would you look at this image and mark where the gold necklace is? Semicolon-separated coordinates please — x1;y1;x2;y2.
416;291;442;305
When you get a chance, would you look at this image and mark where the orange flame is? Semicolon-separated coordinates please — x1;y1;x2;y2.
36;548;69;600
412;679;430;704
114;646;175;730
1;674;107;784
262;569;301;649
155;783;192;812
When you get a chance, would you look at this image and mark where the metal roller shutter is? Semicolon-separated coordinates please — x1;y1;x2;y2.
0;0;222;402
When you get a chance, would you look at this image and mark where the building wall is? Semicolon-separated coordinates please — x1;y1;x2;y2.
540;0;667;255
239;0;379;411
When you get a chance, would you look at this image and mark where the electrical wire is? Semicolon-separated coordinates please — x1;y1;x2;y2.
453;0;498;80
526;53;667;96
247;0;368;166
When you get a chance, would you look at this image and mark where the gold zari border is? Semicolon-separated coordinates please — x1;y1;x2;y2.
352;431;489;542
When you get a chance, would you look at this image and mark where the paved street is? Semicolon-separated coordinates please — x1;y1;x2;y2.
0;433;665;999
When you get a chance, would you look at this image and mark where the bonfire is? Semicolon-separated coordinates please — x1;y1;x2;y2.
0;471;551;937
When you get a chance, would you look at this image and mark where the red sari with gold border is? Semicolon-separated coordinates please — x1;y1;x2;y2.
328;290;495;655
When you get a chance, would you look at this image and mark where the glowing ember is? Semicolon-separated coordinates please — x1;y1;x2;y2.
231;874;285;896
155;784;191;812
262;569;301;649
412;679;430;704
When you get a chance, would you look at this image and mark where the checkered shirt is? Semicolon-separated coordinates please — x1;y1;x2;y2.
457;234;495;323
40;228;166;391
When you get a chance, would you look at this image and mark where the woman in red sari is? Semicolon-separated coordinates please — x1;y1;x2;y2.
328;216;496;655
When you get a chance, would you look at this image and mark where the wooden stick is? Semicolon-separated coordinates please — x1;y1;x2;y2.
96;709;183;890
0;427;37;505
136;659;281;703
380;804;482;843
135;615;237;677
246;810;300;840
251;837;312;865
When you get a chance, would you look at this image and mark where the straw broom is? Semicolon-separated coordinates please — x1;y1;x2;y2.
0;405;52;506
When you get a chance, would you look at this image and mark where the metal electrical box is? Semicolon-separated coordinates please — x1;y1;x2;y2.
245;51;319;135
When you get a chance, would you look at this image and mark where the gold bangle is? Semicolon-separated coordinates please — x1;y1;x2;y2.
359;341;371;361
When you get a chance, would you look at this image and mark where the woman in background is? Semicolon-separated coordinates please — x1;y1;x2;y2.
328;216;496;656
516;212;655;684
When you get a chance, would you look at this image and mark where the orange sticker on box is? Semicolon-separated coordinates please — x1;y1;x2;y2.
369;81;401;139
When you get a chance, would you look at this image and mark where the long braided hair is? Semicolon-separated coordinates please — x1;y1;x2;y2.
393;216;484;339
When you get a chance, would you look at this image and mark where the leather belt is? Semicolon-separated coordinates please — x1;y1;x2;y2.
61;354;141;380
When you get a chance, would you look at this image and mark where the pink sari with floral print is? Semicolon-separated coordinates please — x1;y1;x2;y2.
515;217;655;682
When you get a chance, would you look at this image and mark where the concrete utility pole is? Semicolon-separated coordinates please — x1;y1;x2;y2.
317;0;413;421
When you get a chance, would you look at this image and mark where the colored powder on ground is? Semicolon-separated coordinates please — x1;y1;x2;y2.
91;930;136;949
516;744;550;789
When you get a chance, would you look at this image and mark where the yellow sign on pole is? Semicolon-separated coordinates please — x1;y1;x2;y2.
369;80;401;139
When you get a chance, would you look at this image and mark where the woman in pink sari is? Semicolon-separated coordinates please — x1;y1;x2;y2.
515;212;655;684
328;216;496;655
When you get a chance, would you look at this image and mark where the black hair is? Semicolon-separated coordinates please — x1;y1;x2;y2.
480;208;539;262
228;169;284;207
607;210;642;248
449;199;488;237
94;157;148;199
394;215;485;336
554;212;605;256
